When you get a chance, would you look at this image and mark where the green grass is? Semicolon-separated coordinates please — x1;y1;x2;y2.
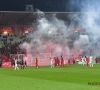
0;64;100;90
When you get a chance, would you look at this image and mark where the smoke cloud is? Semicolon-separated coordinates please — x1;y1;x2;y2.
20;0;100;62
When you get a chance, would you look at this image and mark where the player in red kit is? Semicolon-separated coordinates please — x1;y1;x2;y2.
35;58;39;68
56;57;60;66
61;56;64;67
54;57;57;67
85;56;89;67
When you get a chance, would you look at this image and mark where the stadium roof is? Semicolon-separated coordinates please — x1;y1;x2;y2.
0;11;38;25
0;11;83;25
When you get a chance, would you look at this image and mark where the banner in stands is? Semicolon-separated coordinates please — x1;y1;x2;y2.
2;62;11;67
0;26;14;33
21;26;36;33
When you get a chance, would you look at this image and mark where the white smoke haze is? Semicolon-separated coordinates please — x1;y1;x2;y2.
20;12;76;59
20;42;31;53
79;35;89;45
20;1;100;61
80;1;100;57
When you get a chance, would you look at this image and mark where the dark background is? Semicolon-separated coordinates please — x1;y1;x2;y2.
0;0;100;12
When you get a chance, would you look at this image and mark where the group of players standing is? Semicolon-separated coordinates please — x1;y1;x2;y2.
30;56;64;69
14;57;39;70
34;56;64;69
50;55;94;68
13;55;94;70
50;55;64;68
81;55;94;67
14;57;27;70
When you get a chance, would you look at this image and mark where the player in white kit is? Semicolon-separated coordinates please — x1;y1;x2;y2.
14;57;19;70
81;56;85;66
50;58;54;68
89;55;94;67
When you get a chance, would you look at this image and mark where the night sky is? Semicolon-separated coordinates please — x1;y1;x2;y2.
0;0;100;12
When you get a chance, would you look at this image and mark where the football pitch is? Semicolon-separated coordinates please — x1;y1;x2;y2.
0;64;100;90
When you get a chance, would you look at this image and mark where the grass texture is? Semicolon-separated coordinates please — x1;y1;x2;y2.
0;64;100;90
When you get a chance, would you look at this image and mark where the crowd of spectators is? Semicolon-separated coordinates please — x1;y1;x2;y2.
0;33;29;58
